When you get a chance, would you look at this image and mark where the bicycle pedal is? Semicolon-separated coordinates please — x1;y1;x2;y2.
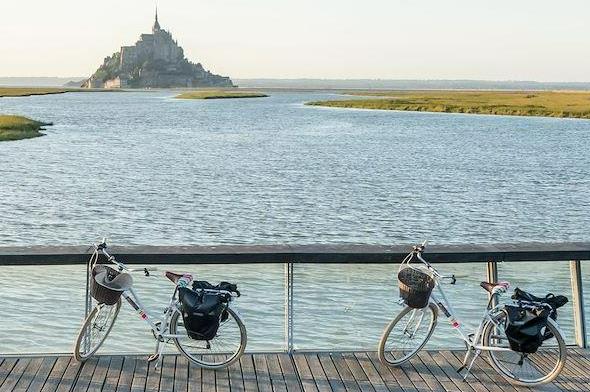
147;353;160;362
456;365;466;373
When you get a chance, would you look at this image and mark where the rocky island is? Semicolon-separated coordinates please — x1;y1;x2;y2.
82;10;233;89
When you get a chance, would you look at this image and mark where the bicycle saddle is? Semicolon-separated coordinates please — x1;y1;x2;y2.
165;271;184;284
480;281;509;293
95;270;133;291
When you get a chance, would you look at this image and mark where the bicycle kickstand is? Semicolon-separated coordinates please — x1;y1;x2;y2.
147;339;165;370
458;349;481;382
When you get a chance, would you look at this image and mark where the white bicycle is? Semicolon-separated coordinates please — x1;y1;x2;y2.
378;242;567;387
73;240;247;369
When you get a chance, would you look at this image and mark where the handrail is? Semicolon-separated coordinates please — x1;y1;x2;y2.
0;242;589;265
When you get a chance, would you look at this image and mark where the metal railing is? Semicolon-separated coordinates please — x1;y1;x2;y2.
1;242;588;352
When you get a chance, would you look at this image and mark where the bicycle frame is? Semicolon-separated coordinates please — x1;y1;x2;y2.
412;252;512;353
119;285;187;341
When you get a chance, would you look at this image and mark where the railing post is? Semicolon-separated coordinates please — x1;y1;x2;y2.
569;260;587;348
84;258;92;352
284;261;294;353
486;260;499;306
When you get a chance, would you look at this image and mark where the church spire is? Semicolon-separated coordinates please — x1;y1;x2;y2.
153;5;161;32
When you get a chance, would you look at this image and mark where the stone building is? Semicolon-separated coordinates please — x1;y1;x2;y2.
83;10;233;88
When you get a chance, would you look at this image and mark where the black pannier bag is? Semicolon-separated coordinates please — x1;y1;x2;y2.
512;288;568;340
178;287;227;341
504;303;550;354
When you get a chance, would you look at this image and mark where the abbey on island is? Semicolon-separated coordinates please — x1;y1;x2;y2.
83;10;233;89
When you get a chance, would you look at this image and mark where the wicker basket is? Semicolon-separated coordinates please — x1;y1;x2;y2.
90;265;124;305
398;267;435;308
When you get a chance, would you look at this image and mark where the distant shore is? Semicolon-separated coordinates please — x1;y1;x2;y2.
306;90;590;119
0;115;52;141
175;90;268;100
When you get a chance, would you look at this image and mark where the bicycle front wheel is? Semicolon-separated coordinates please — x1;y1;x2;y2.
171;306;247;369
73;300;121;362
378;303;437;366
482;313;567;386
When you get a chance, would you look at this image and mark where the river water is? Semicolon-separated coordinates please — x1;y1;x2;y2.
0;91;588;353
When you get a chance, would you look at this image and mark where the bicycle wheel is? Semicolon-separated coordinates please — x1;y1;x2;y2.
378;303;438;366
482;313;567;386
170;306;247;369
73;300;121;362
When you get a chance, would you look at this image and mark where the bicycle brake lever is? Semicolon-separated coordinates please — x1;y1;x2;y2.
144;268;150;277
451;275;457;285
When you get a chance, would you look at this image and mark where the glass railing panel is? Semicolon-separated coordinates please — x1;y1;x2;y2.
0;263;285;354
0;264;87;354
292;262;488;351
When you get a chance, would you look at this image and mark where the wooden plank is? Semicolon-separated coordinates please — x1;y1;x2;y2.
174;355;189;392
87;356;111;392
13;357;43;392
316;354;345;392
329;353;361;392
200;360;215;392
465;352;521;392
415;352;459;392
145;361;162;392
532;350;573;392
408;353;445;392
240;355;259;392
0;358;18;387
27;357;57;392
340;353;375;392
158;356;175;392
72;357;99;391
228;356;245;392
438;351;488;392
447;351;497;392
253;355;273;392
0;358;30;392
188;359;202;392
116;356;137;392
40;357;70;392
350;353;389;392
130;356;148;392
278;353;302;392
304;354;331;392
362;352;408;392
266;354;287;392
55;357;83;392
102;355;124;392
215;355;231;392
292;355;319;392
423;351;475;392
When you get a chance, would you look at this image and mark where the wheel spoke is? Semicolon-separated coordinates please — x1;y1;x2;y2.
380;305;435;365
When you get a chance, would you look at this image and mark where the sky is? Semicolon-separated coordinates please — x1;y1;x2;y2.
1;0;589;81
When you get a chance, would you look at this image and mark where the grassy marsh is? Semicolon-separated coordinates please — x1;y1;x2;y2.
307;90;590;119
0;115;52;141
0;87;119;97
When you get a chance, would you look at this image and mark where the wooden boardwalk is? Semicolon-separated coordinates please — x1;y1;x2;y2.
0;349;588;392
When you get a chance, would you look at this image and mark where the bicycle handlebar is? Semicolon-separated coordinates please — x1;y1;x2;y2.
94;241;156;276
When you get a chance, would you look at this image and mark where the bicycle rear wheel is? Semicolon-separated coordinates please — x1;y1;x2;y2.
73;300;121;362
482;313;566;386
170;307;247;369
378;303;437;366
